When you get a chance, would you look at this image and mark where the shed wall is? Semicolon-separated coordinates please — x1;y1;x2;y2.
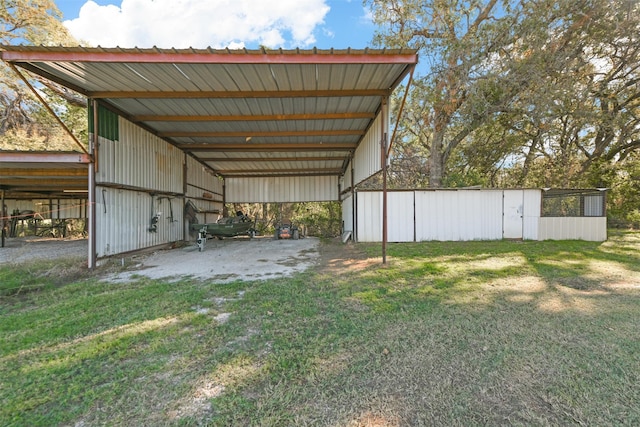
94;117;186;258
388;191;415;242
96;119;183;193
538;217;607;241
522;190;541;240
353;114;382;185
356;191;382;242
342;194;353;234
185;155;223;224
225;176;338;203
415;190;503;241
95;187;183;257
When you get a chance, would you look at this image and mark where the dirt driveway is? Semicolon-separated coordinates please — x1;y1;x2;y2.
106;236;320;282
0;235;322;283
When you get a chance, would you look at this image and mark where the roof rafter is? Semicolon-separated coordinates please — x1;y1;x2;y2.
177;143;357;152
132;112;376;122
160;130;363;138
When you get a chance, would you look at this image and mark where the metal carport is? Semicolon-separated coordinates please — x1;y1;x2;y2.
1;46;418;267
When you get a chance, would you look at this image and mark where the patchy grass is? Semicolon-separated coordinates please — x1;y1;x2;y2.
1;231;640;426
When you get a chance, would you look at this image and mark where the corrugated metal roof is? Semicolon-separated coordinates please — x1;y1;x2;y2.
0;46;417;181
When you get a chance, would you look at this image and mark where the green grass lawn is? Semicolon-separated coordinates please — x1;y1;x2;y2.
1;231;639;426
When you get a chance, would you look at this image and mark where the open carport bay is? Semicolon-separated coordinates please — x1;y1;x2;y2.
0;236;320;283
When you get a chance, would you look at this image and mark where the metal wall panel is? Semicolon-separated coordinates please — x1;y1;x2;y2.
523;189;541;240
584;194;604;216
96;118;183;194
342;194;353;234
414;190;503;241
95;186;184;257
185;155;224;225
388;191;415;242
226;176;338;203
342;160;353;190
538;217;607;241
356;191;382;242
353;114;382;185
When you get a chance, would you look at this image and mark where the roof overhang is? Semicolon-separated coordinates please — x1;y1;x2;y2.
0;152;90;199
1;46;417;193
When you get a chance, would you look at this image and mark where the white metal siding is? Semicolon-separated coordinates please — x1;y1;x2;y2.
342;194;353;233
523;189;541;240
353;114;382;185
342;160;353;190
388;192;414;242
185;155;224;223
538;217;607;241
96;118;183;193
415;190;503;241
95;186;183;257
584;194;604;216
225;176;338;203
356;191;382;242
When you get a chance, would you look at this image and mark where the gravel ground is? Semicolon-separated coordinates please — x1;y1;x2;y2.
105;236;320;282
0;236;88;264
0;235;320;283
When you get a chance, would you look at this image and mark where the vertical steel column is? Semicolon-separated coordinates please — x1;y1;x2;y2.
351;162;356;242
381;97;389;264
88;99;98;269
1;190;5;248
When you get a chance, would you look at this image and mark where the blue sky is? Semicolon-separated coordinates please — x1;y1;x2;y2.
54;0;378;50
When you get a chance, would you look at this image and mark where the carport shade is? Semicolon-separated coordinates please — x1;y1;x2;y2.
0;46;418;182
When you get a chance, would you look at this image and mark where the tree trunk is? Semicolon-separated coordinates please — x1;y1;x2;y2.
429;127;445;188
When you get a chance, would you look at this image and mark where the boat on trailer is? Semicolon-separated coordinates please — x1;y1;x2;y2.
190;212;256;251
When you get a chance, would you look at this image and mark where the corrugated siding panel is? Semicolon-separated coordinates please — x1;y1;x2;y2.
342;194;353;233
353;114;382;184
538;217;607;241
95;118;183;193
342;160;353;190
356;191;382;242
96;186;183;257
388;192;415;242
185;155;223;213
584;194;604;216
415;190;503;241
226;176;338;202
523;189;541;240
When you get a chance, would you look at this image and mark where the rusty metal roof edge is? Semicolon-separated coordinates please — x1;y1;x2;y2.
0;45;418;64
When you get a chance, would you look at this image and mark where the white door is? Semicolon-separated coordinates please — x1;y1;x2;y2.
503;190;524;239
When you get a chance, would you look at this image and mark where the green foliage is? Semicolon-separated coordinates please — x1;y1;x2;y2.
227;202;343;237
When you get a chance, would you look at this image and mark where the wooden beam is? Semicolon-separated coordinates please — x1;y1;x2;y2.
0;168;88;177
161;130;363;138
217;168;342;174
222;172;340;178
201;156;346;162
179;143;357;152
132;112;376;122
0;152;91;163
1;178;87;188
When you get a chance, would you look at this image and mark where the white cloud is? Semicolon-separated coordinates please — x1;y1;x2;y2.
64;0;330;49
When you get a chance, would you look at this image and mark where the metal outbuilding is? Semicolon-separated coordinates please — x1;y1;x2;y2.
1;46;418;267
